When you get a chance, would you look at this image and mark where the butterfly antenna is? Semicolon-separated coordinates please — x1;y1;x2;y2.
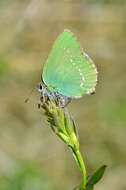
24;86;37;103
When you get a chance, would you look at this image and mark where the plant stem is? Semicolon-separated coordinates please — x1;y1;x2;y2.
71;147;87;190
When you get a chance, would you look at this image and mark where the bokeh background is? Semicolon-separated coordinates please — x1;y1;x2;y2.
0;0;126;189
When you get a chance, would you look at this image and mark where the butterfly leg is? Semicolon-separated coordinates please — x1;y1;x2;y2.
55;93;71;108
37;83;49;106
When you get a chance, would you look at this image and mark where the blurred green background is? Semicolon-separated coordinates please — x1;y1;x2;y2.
0;0;126;190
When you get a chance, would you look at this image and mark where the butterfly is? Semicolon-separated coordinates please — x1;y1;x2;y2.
38;29;98;107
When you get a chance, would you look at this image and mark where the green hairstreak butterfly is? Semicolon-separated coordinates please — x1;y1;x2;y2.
39;29;98;107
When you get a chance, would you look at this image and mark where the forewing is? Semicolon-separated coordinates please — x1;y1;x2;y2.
42;30;97;98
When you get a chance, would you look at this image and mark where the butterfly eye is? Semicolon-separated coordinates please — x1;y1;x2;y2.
39;84;42;90
37;83;43;93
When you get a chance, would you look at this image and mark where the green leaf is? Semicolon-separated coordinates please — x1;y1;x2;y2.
86;165;107;188
86;184;94;190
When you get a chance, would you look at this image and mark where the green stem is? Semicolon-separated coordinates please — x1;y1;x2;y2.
71;148;87;190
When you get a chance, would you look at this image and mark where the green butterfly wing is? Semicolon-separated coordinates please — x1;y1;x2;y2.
42;30;98;98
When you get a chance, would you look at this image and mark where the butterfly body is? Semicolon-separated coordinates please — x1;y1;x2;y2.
38;83;71;108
